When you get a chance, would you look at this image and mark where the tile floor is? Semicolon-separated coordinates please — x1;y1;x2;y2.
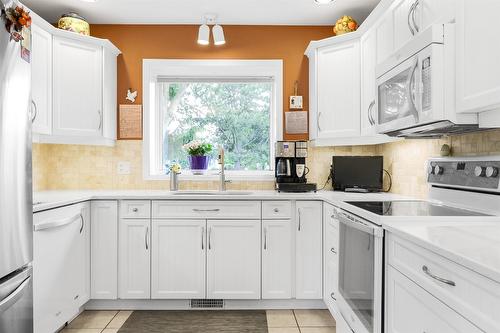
60;309;336;333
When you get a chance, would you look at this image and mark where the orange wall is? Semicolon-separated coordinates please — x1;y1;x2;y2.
90;25;333;141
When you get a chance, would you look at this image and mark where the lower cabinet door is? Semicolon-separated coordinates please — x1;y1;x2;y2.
119;219;151;299
386;266;483;333
262;220;293;299
151;219;206;299
91;201;118;299
296;201;323;299
207;220;261;299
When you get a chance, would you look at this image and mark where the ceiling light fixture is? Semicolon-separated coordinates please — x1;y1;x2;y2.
197;23;210;45
314;0;334;4
212;24;225;46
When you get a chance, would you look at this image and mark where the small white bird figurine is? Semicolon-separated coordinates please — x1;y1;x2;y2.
126;89;138;103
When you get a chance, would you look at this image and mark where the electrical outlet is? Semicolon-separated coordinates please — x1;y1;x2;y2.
117;161;131;175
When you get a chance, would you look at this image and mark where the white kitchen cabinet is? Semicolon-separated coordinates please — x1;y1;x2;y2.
118;218;151;299
414;0;456;33
31;22;52;135
295;201;322;299
33;202;89;333
207;220;261;299
53;36;103;138
392;0;415;51
323;203;339;312
314;39;360;140
262;220;293;299
386;266;483;333
456;0;500;121
151;219;206;299
374;11;394;65
360;29;378;136
91;201;118;299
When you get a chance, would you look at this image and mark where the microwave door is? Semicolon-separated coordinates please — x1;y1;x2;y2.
376;56;420;134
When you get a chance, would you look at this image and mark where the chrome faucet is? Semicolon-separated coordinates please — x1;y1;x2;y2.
218;147;231;191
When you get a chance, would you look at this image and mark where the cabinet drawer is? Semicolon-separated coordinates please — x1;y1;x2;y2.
386;265;483;333
152;201;261;219
388;233;500;332
120;200;151;218
262;201;292;219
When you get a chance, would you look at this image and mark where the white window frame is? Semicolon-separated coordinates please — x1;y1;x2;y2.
143;59;283;181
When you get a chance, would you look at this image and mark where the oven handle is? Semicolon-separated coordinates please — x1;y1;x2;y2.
338;210;380;236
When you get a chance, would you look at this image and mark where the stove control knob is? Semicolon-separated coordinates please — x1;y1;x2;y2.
433;165;444;175
486;166;499;178
474;166;487;177
427;165;435;175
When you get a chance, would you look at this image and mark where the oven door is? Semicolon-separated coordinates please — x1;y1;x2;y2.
337;210;383;333
376;54;421;135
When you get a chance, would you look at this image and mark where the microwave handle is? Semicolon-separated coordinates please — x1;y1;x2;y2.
409;58;420;122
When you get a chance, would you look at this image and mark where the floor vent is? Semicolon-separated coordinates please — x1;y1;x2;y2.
190;299;224;309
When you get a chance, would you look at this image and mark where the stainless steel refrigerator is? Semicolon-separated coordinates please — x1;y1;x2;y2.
0;0;34;331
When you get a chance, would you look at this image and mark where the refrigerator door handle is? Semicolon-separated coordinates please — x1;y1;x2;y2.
34;213;82;232
0;275;31;314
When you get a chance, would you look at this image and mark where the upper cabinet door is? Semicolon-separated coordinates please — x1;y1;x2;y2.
316;40;360;139
414;0;456;33
375;11;394;65
456;0;500;114
206;220;261;299
392;0;416;51
360;30;378;136
31;23;52;135
53;37;103;137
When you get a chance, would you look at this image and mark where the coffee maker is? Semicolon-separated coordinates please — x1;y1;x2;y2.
275;141;317;192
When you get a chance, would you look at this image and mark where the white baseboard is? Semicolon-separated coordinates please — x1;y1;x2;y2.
84;299;326;311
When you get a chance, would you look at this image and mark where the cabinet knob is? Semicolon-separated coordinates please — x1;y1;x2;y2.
330;292;336;300
330;247;337;254
273;208;279;213
132;208;139;212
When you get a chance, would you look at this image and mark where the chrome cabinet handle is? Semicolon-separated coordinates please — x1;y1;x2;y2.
97;110;102;130
208;227;212;250
145;226;149;250
297;208;302;231
330;247;337;254
407;1;416;35
367;100;376;125
132;208;139;212
412;0;420;33
30;100;37;123
263;227;268;250
422;265;456;286
201;226;205;250
79;213;84;234
273;208;279;213
330;292;336;300
193;209;220;212
317;112;322;132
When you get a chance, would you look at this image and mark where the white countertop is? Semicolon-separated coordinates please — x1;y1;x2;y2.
33;189;500;284
32;189;407;213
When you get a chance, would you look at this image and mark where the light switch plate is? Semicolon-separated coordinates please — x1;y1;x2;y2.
290;96;303;109
117;161;131;175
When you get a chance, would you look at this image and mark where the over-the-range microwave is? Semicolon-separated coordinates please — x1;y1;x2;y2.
375;24;480;138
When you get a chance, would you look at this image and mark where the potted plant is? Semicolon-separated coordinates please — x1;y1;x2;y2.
183;140;213;174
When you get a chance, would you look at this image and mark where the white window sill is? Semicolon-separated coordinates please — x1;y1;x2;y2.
145;171;275;182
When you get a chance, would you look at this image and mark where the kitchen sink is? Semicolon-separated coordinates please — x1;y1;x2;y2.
171;191;253;196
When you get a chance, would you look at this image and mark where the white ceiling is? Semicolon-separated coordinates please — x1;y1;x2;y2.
23;0;381;25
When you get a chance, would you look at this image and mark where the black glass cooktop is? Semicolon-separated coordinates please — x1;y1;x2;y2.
346;201;489;216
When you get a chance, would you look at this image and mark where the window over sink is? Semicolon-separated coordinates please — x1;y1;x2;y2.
143;60;283;180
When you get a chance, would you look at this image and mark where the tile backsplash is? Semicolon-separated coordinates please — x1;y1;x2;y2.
33;129;500;198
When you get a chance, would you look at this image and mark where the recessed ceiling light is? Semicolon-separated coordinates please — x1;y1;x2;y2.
314;0;334;4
